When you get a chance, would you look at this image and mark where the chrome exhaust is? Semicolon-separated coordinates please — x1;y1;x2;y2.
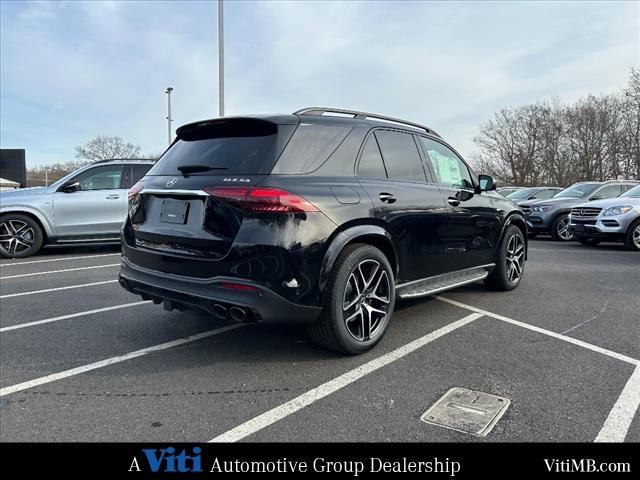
229;306;247;322
213;304;228;319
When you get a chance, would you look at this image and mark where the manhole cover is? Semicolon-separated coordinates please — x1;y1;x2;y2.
420;387;510;437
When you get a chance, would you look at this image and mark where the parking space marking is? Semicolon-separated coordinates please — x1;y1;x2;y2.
0;301;150;332
209;312;482;443
595;366;640;442
0;264;120;280
0;280;119;299
0;324;246;397
434;296;639;366
0;253;119;267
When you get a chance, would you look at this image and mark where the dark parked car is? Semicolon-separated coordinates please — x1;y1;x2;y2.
506;186;562;204
523;180;639;241
119;108;527;354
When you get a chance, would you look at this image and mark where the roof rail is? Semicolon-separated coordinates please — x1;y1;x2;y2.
92;158;156;164
293;107;440;137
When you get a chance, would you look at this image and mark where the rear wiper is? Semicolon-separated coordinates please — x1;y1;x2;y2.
176;164;228;175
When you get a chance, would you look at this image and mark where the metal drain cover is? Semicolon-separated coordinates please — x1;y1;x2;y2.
420;387;510;437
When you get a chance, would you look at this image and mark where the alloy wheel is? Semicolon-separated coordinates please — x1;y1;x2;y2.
634;224;640;249
556;217;573;241
505;232;525;283
342;259;391;342
0;220;35;255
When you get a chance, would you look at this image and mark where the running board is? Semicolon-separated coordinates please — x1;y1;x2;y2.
396;264;494;299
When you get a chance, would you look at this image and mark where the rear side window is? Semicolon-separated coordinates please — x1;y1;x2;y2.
419;137;473;189
357;135;387;179
147;119;287;176
374;130;425;182
271;124;351;174
72;166;125;190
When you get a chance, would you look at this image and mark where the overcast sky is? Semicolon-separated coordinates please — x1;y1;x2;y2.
1;0;638;167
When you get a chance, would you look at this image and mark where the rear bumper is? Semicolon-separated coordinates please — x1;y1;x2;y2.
119;256;322;324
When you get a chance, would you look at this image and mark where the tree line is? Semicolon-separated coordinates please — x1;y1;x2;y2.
472;69;639;187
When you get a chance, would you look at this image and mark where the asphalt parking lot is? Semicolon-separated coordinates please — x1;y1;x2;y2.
0;239;638;442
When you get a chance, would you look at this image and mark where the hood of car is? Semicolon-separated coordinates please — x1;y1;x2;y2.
0;186;50;197
572;196;640;209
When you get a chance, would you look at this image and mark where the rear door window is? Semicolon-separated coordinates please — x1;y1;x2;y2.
374;130;426;182
357;134;387;179
591;184;624;199
72;166;125;190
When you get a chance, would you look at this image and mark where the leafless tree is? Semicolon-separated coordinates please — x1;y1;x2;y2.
74;135;142;161
472;69;639;186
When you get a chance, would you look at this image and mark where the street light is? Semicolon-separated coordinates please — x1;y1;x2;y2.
165;87;174;145
218;0;224;117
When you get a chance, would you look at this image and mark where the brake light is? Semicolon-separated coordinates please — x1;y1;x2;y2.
218;282;259;292
205;187;319;213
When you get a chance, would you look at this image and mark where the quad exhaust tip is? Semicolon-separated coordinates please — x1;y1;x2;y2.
213;304;228;319
229;306;247;322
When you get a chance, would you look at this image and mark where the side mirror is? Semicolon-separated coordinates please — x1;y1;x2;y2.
60;181;80;193
529;196;538;200
477;174;495;192
590;195;603;201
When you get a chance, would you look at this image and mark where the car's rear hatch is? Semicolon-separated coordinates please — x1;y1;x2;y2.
127;117;298;258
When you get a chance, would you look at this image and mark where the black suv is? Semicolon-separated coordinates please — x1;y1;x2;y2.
119;108;526;354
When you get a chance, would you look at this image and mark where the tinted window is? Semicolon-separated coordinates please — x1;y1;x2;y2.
592;184;623;199
132;164;152;184
272;124;351;174
374;130;425;182
148;119;285;176
507;188;536;200
621;185;640;197
72;166;124;190
419;137;473;189
357;135;387;178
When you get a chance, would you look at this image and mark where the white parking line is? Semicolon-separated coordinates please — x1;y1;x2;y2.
209;312;482;442
0;280;119;299
0;301;150;333
434;296;640;366
0;264;120;280
0;253;119;267
595;366;640;442
0;323;246;397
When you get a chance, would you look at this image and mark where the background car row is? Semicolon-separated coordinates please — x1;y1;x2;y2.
498;181;640;251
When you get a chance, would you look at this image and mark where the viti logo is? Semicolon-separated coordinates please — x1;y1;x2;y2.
129;447;203;473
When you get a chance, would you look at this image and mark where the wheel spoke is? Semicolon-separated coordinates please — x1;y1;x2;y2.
345;307;363;324
360;306;371;341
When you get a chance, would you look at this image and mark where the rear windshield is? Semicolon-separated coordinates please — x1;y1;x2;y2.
147;119;291;176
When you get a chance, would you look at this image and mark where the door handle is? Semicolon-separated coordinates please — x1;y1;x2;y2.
447;197;460;207
105;194;121;200
379;192;396;204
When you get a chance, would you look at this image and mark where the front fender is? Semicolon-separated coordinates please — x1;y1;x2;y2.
318;224;397;293
498;212;528;261
0;205;55;237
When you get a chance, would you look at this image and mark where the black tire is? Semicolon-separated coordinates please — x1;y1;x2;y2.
0;213;44;258
577;237;601;247
551;214;573;241
307;243;395;354
624;218;640;252
485;225;525;291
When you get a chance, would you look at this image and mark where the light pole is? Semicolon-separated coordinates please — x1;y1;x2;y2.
218;0;224;117
165;87;174;145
